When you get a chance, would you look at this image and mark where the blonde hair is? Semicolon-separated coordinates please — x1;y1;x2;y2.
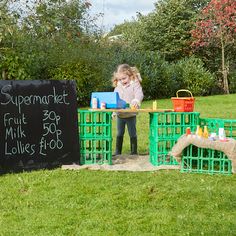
112;64;142;87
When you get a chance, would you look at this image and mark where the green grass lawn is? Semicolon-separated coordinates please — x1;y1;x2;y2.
1;93;236;235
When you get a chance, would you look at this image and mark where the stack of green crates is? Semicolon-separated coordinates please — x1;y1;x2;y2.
149;112;200;165
181;118;236;175
78;110;113;165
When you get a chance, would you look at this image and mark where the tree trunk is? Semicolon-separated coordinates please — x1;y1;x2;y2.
2;68;7;80
221;33;229;94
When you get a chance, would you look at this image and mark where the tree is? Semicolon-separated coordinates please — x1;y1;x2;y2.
133;0;209;61
191;0;236;94
107;20;141;47
20;0;93;40
0;0;22;79
0;0;101;80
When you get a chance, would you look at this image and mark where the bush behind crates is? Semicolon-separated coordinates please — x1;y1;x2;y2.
1;40;215;105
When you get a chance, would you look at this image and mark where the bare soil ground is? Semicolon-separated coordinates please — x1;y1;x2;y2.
62;155;180;172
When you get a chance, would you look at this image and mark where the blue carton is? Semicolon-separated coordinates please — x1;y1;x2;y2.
90;92;126;109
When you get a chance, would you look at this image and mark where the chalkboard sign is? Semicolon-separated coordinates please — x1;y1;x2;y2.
0;80;79;173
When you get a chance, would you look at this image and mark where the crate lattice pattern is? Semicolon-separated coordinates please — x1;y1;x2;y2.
78;110;112;165
181;144;232;175
149;112;200;166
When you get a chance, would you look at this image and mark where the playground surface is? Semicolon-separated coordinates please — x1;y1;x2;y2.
62;155;180;172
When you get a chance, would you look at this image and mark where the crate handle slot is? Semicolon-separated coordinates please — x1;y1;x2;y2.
176;89;193;98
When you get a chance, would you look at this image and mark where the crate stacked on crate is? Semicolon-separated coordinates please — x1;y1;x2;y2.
181;118;236;175
149;112;200;166
78;110;112;165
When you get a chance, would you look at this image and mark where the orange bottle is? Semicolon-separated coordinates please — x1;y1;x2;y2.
186;127;191;136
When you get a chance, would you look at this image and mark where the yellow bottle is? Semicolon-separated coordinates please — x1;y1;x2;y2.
198;127;203;137
153;100;157;110
195;125;203;137
203;126;209;138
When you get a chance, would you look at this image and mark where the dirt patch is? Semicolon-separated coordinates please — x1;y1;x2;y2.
62;155;180;172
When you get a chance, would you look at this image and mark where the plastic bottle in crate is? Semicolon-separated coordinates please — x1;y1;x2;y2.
203;126;209;138
218;128;226;140
92;97;98;109
195;125;203;137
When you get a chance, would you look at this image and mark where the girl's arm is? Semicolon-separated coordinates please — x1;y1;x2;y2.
131;81;144;108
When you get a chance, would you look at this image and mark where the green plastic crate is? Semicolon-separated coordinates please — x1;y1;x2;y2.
149;137;178;165
149;112;200;166
199;118;236;139
178;117;235;174
150;112;200;126
181;144;232;175
150;112;200;140
149;137;177;164
78;110;112;165
78;110;112;139
80;138;112;165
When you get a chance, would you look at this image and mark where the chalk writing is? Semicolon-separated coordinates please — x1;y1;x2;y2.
5;141;36;156
39;109;63;156
4;113;27;126
1;85;70;113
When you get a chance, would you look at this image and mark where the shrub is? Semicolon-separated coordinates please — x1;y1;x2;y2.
138;52;173;99
169;56;215;96
97;46;172;99
0;53;31;80
228;70;236;93
0;37;216;103
49;60;103;107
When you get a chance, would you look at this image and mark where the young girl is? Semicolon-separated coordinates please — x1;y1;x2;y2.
112;64;144;155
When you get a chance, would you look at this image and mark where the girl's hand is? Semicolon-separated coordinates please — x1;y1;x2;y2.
131;99;140;109
131;102;139;109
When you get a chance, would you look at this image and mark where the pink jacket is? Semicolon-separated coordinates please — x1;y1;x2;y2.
114;80;144;118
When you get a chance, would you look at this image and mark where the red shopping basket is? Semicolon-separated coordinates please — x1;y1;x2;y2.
171;89;195;112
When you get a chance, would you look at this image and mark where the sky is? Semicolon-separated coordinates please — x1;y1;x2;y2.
88;0;157;31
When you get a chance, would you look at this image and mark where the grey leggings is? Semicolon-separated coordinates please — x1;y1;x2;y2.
117;116;137;138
